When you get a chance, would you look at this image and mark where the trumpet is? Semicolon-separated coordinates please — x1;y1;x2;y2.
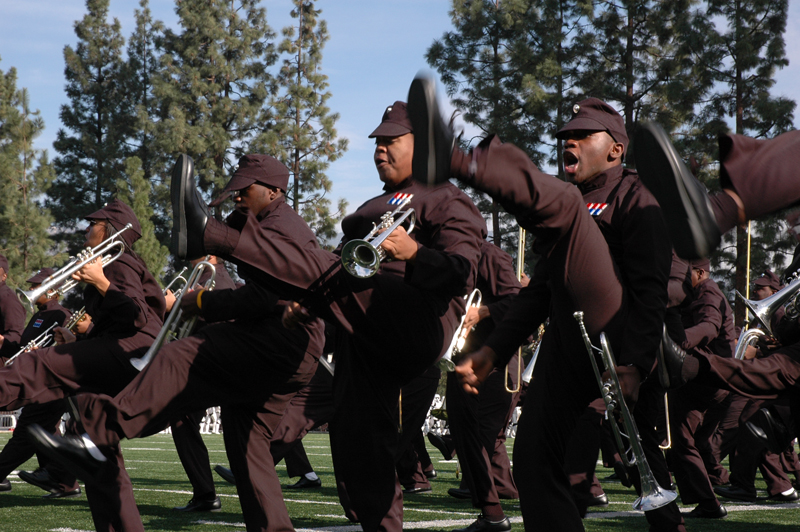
130;259;216;371
520;322;547;384
4;322;58;366
16;224;133;313
341;195;416;278
439;289;482;372
574;311;677;511
65;307;88;333
163;267;189;297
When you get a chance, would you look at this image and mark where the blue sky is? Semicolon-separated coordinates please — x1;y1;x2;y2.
1;0;799;216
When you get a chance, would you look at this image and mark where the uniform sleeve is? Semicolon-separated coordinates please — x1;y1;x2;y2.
0;286;25;344
96;259;151;332
404;188;483;297
682;283;723;351
484;259;550;363
616;185;672;374
200;283;280;323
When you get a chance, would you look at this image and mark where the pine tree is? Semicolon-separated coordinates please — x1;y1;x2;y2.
153;0;277;201
47;0;134;253
0;77;63;287
250;0;348;242
115;157;169;280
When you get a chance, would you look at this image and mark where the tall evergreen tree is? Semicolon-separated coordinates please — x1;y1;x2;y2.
47;0;134;252
153;0;277;201
691;0;794;324
116;157;169;280
0;78;62;286
250;0;348;242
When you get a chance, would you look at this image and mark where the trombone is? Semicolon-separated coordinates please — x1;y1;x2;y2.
4;322;58;366
505;227;526;392
341;195;416;278
16;223;133;313
574;311;677;511
130;259;216;371
439;289;482;372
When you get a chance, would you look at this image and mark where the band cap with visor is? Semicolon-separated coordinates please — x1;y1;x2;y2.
556;98;629;155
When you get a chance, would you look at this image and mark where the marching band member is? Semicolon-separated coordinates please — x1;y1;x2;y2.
408;77;681;532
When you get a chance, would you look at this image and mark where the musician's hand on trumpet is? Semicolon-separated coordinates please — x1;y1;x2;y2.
455;346;498;395
282;301;311;330
462;305;488;332
375;226;418;262
54;326;77;345
164;289;177;312
179;289;204;317
604;365;643;409
71;258;110;295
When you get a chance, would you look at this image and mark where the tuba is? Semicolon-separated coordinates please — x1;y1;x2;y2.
439;289;482;372
16;224;133;313
340;195;416;278
575;311;678;511
130;259;216;371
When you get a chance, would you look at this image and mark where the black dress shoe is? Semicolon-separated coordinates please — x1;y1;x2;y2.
0;478;10;492
28;424;106;483
18;468;60;493
173;496;221;512
42;486;82;499
687;504;727;519
657;327;689;389
427;432;456;461
586;493;609;507
714;485;757;502
448;487;472;499
407;74;454;187
453;514;511;532
425;468;437;480
286;476;322;489
770;488;800;502
402;485;432;495
633;122;721;260
746;407;794;455
214;464;236;485
171;154;209;260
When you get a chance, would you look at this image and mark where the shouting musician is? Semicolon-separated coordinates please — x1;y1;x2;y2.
407;77;682;532
0;268;78;497
0;199;166;531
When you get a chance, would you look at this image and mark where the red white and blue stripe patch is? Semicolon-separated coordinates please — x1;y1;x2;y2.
586;203;608;216
388;193;413;206
33;319;44;328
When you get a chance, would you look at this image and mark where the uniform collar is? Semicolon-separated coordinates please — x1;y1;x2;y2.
256;194;286;221
577;164;624;193
382;177;414;193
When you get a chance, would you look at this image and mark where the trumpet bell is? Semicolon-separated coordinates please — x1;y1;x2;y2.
341;239;381;278
634;485;678;512
15;288;39;314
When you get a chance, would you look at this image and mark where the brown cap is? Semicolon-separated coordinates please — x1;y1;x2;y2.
691;257;711;272
220;154;290;198
556;98;629;154
27;267;55;285
84;199;142;249
369;101;413;138
754;270;783;291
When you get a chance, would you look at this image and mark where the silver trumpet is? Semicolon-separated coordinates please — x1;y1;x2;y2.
574;311;678;511
130;259;216;371
163;266;189;297
735;273;800;337
341;195;416;278
16;223;133;313
4;322;59;366
439;289;482;372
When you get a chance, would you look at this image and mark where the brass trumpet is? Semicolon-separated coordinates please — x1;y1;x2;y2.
16;223;133;313
65;307;87;333
505;227;526;393
340;195;415;278
574;311;677;511
439;289;482;372
4;322;59;366
130;259;216;371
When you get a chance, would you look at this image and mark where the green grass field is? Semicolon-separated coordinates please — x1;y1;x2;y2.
0;430;799;531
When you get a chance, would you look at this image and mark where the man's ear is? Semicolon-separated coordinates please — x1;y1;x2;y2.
609;142;625;161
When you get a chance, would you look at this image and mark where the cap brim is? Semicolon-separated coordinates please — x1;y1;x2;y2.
369;123;412;138
555;118;608;139
222;174;257;194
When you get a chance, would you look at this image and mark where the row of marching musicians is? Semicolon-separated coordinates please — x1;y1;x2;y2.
2;69;800;532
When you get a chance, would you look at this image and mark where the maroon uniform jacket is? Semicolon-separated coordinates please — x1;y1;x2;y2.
681;277;736;358
0;282;25;345
0;299;71;361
